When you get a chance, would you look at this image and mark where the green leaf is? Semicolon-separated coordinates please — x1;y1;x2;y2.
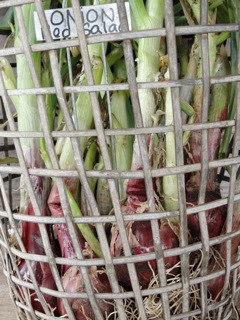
0;8;14;30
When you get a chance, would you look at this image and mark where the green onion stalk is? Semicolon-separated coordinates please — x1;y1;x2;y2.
187;47;230;239
96;153;113;215
180;46;197;126
110;0;180;291
95;90;134;214
219;0;239;159
182;0;217;190
47;0;125;259
0;2;59;314
80;140;99;216
48;44;125;254
46;3;118;317
112;112;133;199
207;46;230;191
162;70;179;212
183;1;231;240
96;59;133;208
47;43;104;258
48;23;125;265
54;45;123;156
94;58;133;216
125;0;164;211
162;65;196;223
41;51;56;132
14;4;44;212
183;0;232;191
110;59;133;200
45;149;114;318
163;53;197;214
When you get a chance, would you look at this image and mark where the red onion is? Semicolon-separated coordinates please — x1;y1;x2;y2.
186;191;227;239
48;184;113;318
58;266;113;319
110;204;179;289
19;199;57;314
207;195;240;300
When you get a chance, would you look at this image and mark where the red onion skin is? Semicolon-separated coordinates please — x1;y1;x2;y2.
207;199;240;300
18;200;58;314
126;168;148;203
206;244;238;301
57;266;113;320
186;54;229;242
112;131;179;288
126;135;157;206
187;52;229;194
207;262;225;301
48;183;86;275
188;99;227;172
186;191;227;239
110;216;179;289
48;183;113;319
186;126;227;241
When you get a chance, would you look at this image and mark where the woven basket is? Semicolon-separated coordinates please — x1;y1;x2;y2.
0;1;240;319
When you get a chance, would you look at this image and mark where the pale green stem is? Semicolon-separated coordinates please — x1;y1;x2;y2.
163;70;179;211
41;141;103;258
130;0;164;127
59;56;103;169
66;187;103;258
112;114;133;199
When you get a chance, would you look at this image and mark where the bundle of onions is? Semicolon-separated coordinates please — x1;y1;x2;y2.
0;0;238;318
48;184;113;319
45;0;121;316
44;43;112;319
206;1;240;300
186;49;230;239
0;2;58;313
180;1;230;240
207;181;240;300
47;51;104;258
110;0;180;289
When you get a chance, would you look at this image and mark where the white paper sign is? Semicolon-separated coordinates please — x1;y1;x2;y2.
34;3;131;41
